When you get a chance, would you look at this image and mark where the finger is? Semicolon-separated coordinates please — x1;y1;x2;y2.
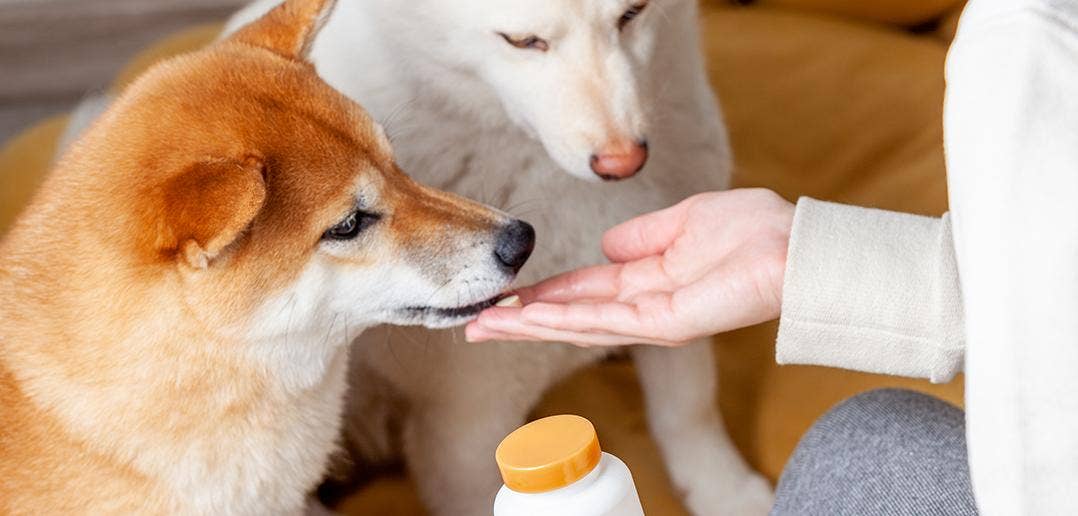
601;200;688;262
514;264;623;304
518;299;686;343
467;310;549;342
477;316;652;347
474;306;686;347
465;322;533;343
516;256;679;306
474;306;634;346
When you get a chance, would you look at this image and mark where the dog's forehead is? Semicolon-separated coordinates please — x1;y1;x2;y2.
132;48;398;213
473;0;632;24
233;70;392;180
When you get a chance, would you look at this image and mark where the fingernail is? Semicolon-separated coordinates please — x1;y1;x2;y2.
496;294;523;308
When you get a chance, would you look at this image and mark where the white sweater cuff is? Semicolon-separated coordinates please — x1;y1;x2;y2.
776;198;965;383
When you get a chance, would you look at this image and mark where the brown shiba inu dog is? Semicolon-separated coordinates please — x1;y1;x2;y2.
0;0;533;514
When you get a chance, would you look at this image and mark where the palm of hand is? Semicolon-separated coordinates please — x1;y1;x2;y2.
467;189;794;347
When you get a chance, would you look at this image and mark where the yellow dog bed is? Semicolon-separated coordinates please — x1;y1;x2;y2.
0;3;965;514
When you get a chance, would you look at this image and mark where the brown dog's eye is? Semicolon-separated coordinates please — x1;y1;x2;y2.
323;210;380;241
498;33;550;52
618;2;649;31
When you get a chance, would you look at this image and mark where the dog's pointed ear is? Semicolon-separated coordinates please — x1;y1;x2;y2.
160;157;267;270
232;0;337;61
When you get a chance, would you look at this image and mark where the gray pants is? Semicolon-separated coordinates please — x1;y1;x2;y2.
772;389;979;516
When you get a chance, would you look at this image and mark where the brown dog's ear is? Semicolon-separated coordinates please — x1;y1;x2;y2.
232;0;338;61
161;157;267;269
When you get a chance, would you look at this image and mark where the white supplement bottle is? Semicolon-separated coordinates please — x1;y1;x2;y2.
493;414;645;516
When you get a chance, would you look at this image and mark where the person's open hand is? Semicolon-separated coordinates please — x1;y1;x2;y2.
466;188;795;347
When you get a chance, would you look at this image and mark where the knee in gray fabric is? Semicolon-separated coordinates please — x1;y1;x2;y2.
816;388;965;438
772;388;977;516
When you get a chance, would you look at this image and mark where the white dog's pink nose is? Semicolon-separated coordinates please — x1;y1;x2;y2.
590;140;648;181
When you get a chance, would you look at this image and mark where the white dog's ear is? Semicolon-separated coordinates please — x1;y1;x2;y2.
232;0;337;61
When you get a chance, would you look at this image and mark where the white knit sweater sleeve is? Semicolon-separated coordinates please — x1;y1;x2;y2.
775;198;964;384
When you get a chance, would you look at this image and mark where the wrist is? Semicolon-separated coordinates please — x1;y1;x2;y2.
764;194;795;323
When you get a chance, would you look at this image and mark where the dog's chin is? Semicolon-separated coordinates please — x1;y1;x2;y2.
555;159;603;183
395;294;508;329
539;145;601;182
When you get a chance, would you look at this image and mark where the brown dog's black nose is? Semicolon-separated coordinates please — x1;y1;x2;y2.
494;220;535;273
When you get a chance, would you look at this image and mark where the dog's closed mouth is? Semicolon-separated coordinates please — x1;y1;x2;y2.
406;293;515;320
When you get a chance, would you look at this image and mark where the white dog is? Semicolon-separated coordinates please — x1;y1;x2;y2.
226;1;772;514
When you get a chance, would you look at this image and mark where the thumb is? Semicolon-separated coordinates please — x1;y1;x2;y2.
602;200;688;263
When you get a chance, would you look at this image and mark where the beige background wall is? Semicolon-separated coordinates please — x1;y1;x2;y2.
0;0;245;142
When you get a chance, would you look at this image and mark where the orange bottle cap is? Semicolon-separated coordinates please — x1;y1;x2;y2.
495;415;602;494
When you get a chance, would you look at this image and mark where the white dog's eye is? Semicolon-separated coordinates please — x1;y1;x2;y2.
322;210;380;241
498;33;549;52
618;2;649;31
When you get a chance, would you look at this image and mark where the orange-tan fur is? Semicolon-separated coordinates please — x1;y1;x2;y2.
0;1;527;514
